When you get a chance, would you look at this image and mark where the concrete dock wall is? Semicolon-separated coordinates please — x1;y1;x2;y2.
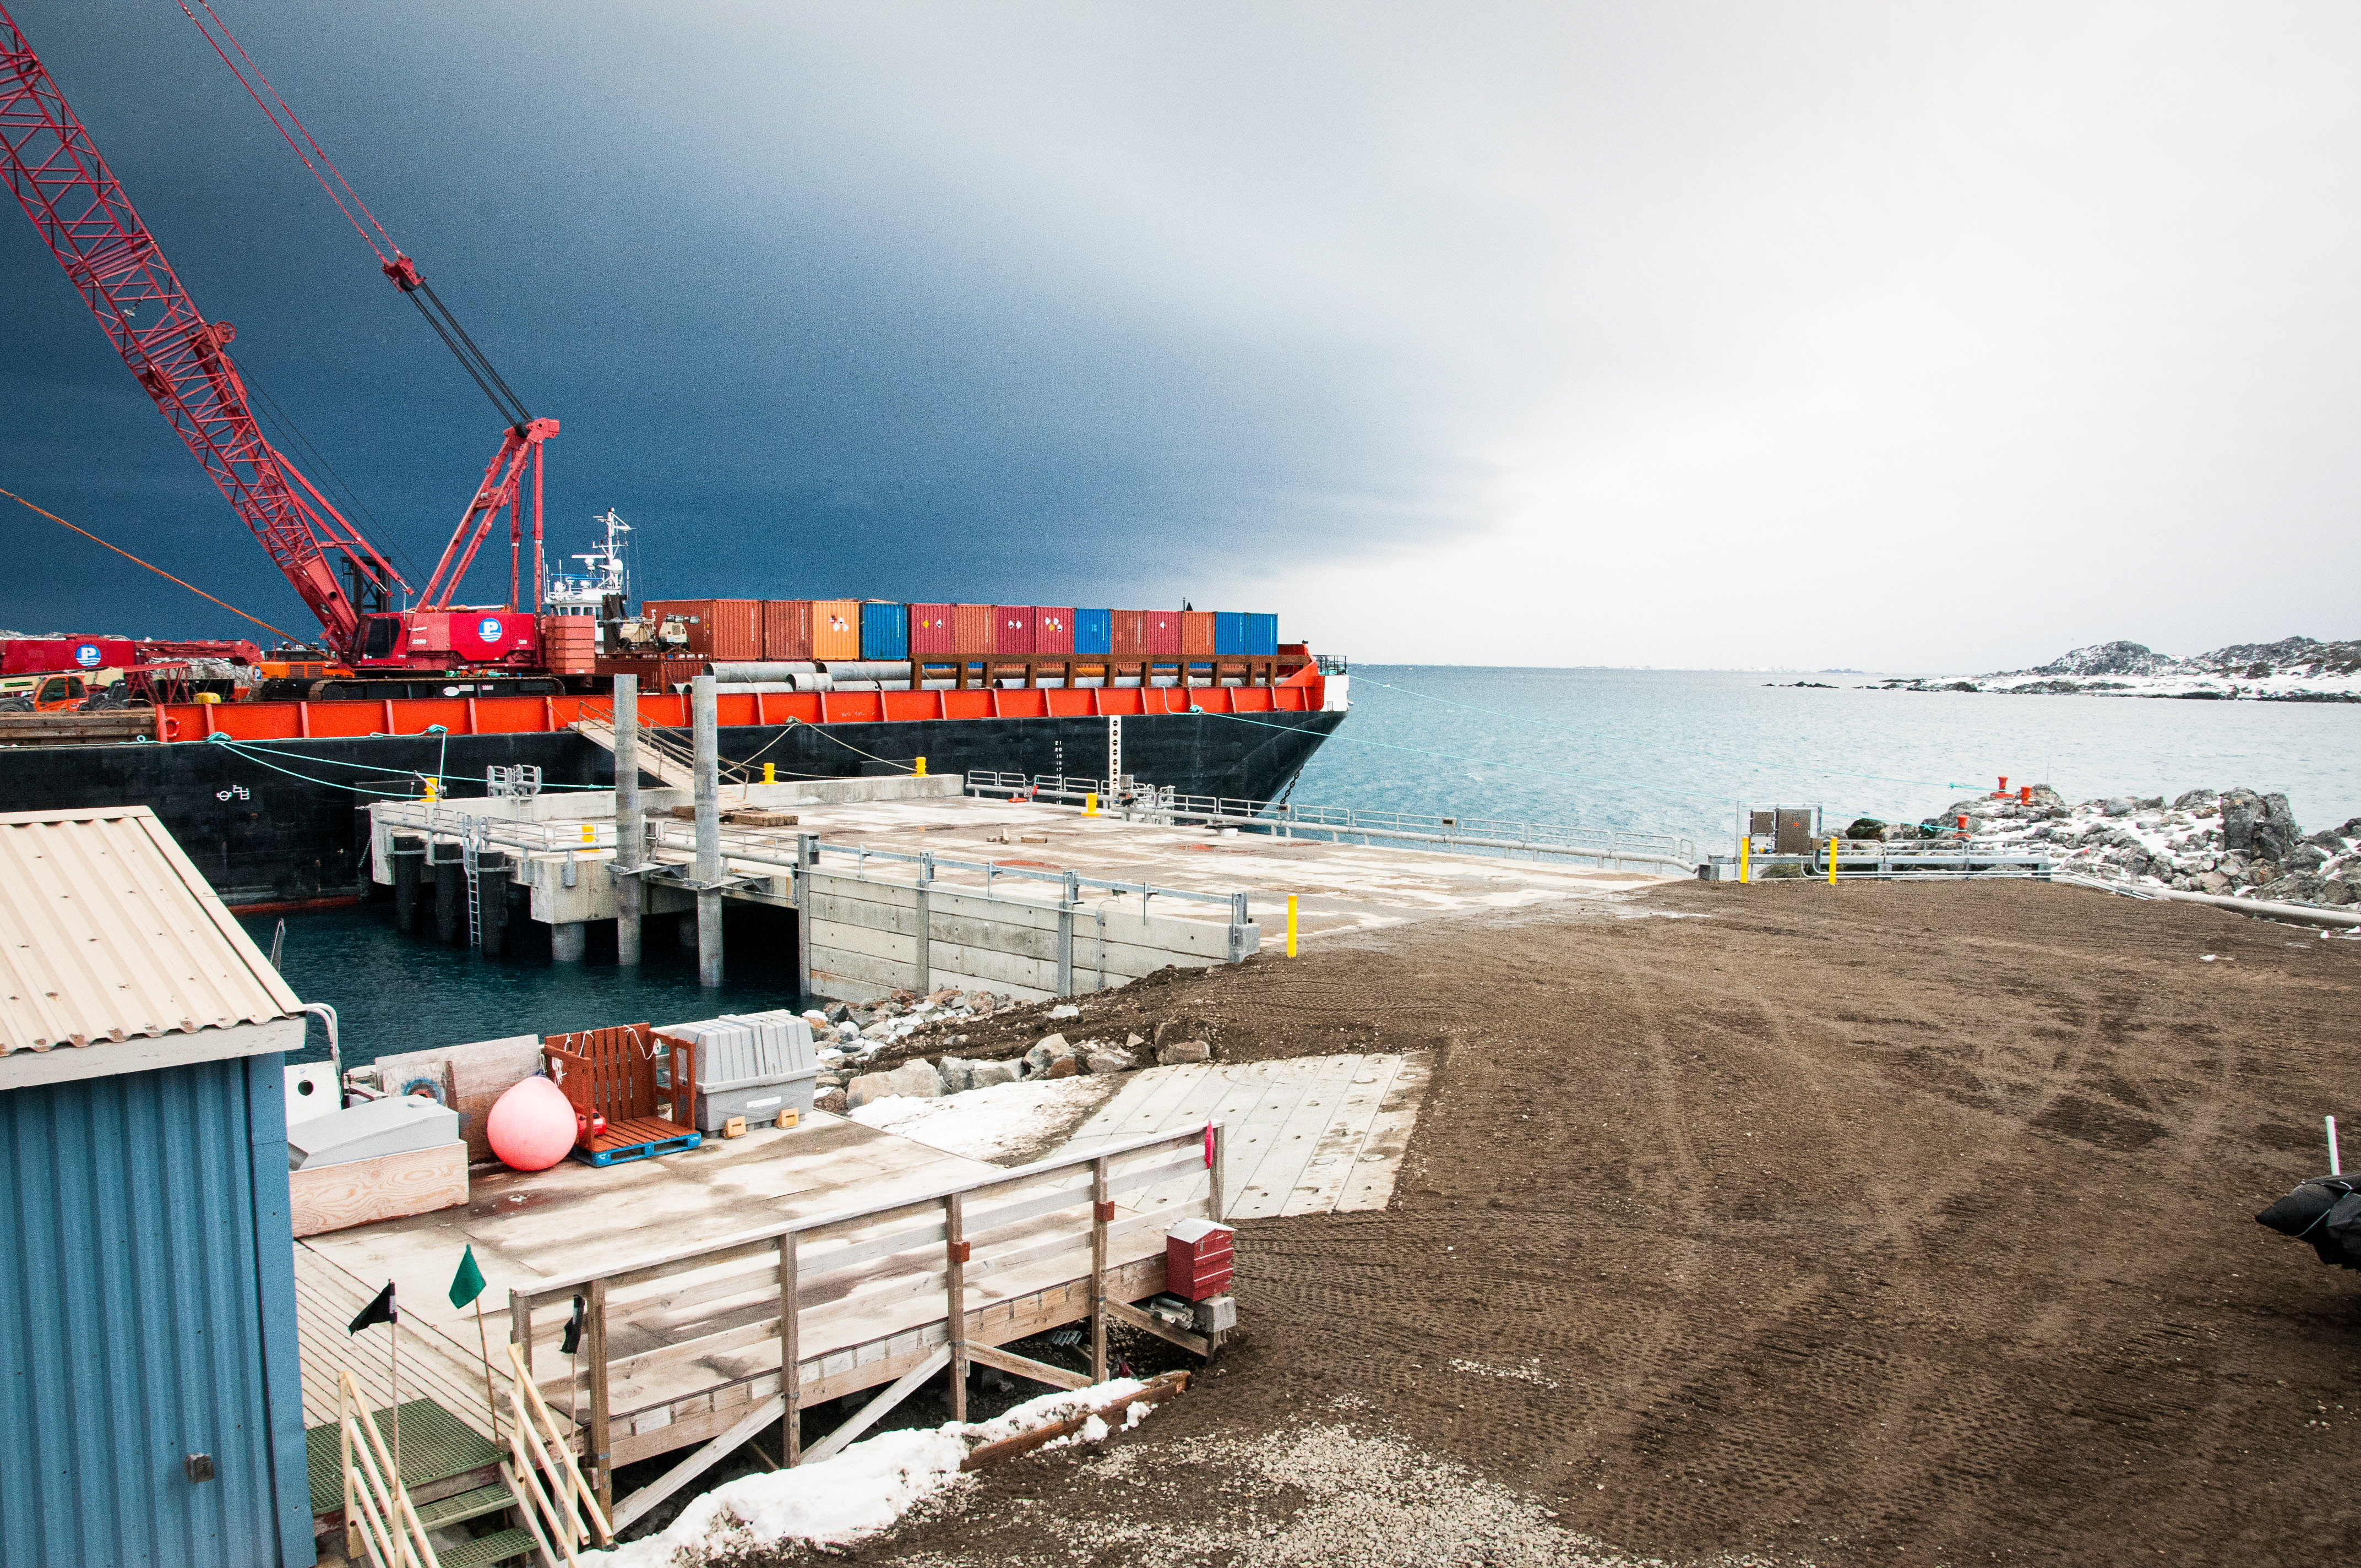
806;872;1254;1004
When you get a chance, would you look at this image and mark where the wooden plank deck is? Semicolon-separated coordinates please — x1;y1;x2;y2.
292;1109;1212;1477
1057;1052;1433;1219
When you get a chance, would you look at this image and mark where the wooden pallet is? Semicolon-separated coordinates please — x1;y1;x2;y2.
570;1116;702;1167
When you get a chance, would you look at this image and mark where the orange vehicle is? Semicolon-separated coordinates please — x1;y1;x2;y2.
0;672;96;711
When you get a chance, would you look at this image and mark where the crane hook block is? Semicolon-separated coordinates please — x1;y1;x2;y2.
382;251;424;291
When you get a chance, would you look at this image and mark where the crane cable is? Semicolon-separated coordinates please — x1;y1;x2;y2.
176;1;534;431
1;486;306;644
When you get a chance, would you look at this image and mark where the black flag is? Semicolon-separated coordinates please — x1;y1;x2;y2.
559;1294;585;1355
348;1281;398;1335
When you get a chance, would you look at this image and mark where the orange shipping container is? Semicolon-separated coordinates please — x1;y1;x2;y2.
709;599;762;662
763;600;813;661
954;603;995;655
812;599;860;660
1109;609;1147;657
640;599;714;656
1180;610;1215;656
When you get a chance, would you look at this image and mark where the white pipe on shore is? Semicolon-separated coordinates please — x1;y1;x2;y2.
2065;876;2361;929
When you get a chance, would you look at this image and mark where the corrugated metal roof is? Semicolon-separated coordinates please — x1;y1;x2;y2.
0;805;302;1058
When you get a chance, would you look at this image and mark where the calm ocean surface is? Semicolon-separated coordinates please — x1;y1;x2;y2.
254;666;2359;1066
1288;667;2361;855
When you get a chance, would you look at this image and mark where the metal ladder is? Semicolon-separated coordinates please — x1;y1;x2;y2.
463;837;482;949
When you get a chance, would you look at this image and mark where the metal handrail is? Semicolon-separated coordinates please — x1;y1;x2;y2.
965;770;1699;872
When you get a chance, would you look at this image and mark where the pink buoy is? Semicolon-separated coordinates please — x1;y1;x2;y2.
487;1074;576;1171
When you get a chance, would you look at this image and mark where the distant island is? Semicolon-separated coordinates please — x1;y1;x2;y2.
1876;636;2361;701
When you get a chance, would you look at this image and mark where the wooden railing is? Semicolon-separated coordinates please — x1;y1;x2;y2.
508;1122;1223;1524
501;1343;612;1565
338;1369;443;1568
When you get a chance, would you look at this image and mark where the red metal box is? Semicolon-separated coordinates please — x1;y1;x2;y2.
1165;1218;1234;1301
1033;606;1075;655
708;599;763;662
640;600;714;657
763;600;812;661
1109;610;1147;657
908;603;956;656
1144;609;1181;656
1180;611;1216;657
994;605;1036;654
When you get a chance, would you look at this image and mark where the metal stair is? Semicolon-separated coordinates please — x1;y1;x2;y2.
439;1527;538;1568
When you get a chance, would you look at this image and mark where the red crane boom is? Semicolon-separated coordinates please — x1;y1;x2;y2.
0;4;551;668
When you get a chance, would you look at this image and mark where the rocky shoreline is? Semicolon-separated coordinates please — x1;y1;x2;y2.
1875;635;2361;701
1844;785;2361;910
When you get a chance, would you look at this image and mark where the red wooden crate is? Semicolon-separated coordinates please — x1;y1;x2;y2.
1165;1218;1234;1301
544;1023;698;1157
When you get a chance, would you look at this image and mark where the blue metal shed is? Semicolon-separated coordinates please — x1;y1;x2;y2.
0;806;315;1567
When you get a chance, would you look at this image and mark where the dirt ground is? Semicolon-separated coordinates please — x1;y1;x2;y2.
774;880;2361;1566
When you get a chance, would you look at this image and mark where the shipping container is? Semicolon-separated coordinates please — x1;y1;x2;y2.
994;605;1036;654
953;603;995;654
1073;608;1112;656
1033;606;1075;654
763;600;813;661
1144;609;1181;656
640;598;715;656
1247;612;1279;656
907;602;957;656
1214;611;1249;655
1;636;137;674
811;600;860;661
1180;610;1216;656
859;601;910;661
1109;609;1147;657
710;598;763;661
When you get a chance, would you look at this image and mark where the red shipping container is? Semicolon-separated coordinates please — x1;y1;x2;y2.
908;602;957;656
763;600;812;661
2;636;137;674
812;600;860;660
994;605;1035;654
640;599;715;657
951;603;995;655
1165;1218;1234;1301
709;598;761;662
1180;610;1216;656
1144;610;1181;656
1033;606;1075;655
1108;610;1147;657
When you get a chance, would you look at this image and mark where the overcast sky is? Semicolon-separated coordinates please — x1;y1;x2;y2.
3;2;2355;668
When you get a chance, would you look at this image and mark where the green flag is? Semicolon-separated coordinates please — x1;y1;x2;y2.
448;1244;487;1310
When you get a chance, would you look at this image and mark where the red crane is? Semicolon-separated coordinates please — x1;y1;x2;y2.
0;3;552;669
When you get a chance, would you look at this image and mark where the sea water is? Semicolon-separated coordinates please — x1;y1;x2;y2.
255;666;2358;1065
1289;667;2361;855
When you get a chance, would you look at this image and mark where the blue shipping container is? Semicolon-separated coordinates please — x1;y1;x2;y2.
1247;613;1278;655
859;602;909;661
1073;608;1112;655
1214;612;1249;655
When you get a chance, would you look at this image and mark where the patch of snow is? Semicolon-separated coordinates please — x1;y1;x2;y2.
586;1379;1150;1566
850;1075;1119;1163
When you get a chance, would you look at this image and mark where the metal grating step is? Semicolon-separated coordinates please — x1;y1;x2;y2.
439;1527;538;1568
414;1484;513;1532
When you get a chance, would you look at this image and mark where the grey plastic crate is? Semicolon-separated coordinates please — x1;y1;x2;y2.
657;1012;816;1091
695;1070;819;1133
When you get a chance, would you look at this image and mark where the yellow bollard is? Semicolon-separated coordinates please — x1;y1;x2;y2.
762;762;775;784
422;775;439;803
1738;832;1748;884
1827;834;1839;886
1084;792;1098;816
1287;894;1298;956
915;756;927;777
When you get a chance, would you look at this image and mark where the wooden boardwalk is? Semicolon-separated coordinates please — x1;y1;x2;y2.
291;1110;1214;1500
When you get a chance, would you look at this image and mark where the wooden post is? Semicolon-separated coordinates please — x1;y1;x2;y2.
780;1233;801;1467
340;1373;358;1561
1206;1123;1225;1222
585;1278;612;1512
945;1194;967;1423
1090;1156;1110;1382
